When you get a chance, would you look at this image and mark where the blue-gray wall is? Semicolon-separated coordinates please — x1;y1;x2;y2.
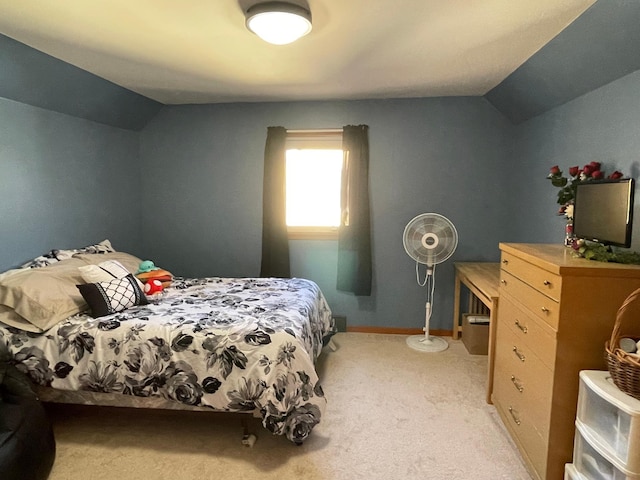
138;98;514;329
3;69;640;329
2;0;640;331
0;32;159;272
0;34;161;130
512;69;640;250
0;97;143;271
486;0;640;124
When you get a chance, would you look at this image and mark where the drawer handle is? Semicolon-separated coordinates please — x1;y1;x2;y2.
543;280;551;286
502;259;509;265
540;307;549;313
512;346;525;362
514;320;528;334
508;406;522;426
511;375;524;392
500;279;507;285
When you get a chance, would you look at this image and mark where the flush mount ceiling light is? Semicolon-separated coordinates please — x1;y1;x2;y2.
245;1;312;45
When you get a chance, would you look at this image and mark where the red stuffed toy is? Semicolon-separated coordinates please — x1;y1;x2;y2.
143;279;164;296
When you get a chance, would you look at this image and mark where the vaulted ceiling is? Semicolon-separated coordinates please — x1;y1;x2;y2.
1;0;638;127
0;0;595;104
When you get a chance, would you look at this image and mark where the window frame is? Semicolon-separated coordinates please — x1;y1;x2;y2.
285;129;343;240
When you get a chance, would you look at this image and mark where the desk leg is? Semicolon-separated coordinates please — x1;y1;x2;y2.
452;272;462;340
485;298;499;404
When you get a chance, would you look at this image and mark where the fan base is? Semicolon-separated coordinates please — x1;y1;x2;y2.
406;334;449;353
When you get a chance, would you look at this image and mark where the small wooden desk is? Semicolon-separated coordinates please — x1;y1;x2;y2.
452;262;500;403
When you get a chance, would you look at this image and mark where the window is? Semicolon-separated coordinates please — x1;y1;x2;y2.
285;130;343;239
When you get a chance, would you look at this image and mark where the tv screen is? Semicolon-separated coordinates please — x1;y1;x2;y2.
573;178;635;248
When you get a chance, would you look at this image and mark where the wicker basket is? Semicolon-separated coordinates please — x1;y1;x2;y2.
605;287;640;401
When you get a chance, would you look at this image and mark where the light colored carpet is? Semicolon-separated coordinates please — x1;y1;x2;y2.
45;333;532;480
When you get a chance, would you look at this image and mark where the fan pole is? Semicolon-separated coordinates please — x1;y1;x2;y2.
422;299;433;343
406;266;449;352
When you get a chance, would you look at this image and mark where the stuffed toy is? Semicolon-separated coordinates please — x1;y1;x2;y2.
136;260;173;287
143;279;164;296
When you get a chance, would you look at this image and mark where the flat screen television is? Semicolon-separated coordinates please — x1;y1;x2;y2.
572;178;635;248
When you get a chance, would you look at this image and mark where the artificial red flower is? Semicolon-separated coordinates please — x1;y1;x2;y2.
547;163;625;214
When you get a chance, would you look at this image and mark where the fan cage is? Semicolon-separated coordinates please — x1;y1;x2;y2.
403;213;458;265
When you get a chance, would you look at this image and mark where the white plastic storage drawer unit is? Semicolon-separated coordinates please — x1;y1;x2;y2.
572;370;640;479
565;463;586;480
573;422;640;480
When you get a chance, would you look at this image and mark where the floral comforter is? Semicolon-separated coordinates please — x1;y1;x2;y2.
0;277;335;444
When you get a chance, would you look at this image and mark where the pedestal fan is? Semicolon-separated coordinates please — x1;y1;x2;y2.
403;213;458;352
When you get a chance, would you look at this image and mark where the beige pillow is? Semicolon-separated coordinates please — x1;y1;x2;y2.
73;251;143;275
0;258;89;332
0;251;145;332
0;305;42;333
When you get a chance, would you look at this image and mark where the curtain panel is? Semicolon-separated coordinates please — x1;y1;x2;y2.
260;126;290;278
337;125;372;296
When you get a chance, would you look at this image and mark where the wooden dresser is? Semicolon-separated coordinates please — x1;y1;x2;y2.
493;243;640;480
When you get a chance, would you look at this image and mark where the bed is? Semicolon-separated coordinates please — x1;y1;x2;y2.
0;241;335;444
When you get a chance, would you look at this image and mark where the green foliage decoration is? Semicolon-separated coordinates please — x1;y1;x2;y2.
573;243;640;265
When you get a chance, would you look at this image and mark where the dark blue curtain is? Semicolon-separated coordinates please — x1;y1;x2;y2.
260;126;290;278
337;125;372;295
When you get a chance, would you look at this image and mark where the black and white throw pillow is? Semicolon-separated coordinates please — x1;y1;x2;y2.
56;239;115;261
77;274;148;318
20;239;115;268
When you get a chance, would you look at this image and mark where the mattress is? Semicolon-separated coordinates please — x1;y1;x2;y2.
0;276;335;444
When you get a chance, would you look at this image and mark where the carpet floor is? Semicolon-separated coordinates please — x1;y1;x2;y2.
45;333;533;480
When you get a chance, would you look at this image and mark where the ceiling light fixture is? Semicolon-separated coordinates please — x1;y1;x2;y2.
245;1;312;45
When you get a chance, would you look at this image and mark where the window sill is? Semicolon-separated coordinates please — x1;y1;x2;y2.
287;227;339;240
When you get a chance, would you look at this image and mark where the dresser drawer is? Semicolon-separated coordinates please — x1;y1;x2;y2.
500;270;560;330
501;251;561;301
494;323;553;437
494;383;548;479
500;295;557;371
496;243;640;480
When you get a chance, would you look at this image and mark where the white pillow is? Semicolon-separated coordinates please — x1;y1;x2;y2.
79;260;143;288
